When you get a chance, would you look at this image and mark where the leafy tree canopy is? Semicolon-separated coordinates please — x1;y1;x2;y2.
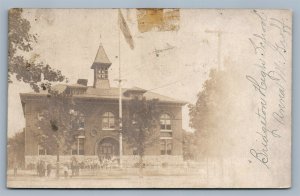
8;8;66;92
189;69;234;158
36;92;85;155
123;97;160;158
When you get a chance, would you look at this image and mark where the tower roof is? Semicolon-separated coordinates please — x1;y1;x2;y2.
91;44;111;69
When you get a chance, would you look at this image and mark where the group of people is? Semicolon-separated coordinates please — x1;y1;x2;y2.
82;155;119;170
99;155;118;169
35;156;119;177
36;158;77;178
70;157;80;176
36;160;52;177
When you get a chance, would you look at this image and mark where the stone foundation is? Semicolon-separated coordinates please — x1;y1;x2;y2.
25;155;183;168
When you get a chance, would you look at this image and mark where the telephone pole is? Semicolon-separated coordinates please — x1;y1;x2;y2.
205;30;223;71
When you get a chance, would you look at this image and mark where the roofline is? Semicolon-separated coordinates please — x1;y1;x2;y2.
91;62;111;69
67;85;88;89
72;95;187;105
19;93;187;105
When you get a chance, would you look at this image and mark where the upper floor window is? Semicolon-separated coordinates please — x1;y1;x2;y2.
78;115;85;130
69;110;85;130
160;114;171;130
102;112;115;130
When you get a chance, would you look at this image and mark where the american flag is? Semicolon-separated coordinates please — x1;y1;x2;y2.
118;9;134;50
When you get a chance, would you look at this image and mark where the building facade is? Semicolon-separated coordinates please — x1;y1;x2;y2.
20;45;186;168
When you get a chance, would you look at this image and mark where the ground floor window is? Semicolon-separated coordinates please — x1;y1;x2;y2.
38;145;47;155
132;147;138;155
160;139;172;155
71;137;85;155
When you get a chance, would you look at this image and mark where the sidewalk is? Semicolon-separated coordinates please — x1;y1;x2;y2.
7;174;208;188
7;166;207;178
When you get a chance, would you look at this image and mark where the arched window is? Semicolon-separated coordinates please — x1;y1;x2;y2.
102;112;115;129
160;114;171;130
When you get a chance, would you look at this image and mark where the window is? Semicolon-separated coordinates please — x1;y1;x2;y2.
160;140;165;155
102;112;115;129
160;132;172;138
160;139;172;155
160;114;173;139
160;114;171;130
69;110;85;130
78;138;84;155
160;114;172;155
72;137;85;155
133;147;138;155
78;116;85;130
38;145;47;155
166;142;172;155
37;112;44;121
71;143;77;155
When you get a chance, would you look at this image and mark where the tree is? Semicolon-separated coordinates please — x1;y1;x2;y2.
123;97;160;176
182;130;197;161
36;88;84;177
188;69;232;158
8;8;66;92
7;130;25;169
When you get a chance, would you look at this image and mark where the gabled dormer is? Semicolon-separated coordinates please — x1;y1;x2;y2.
124;87;147;99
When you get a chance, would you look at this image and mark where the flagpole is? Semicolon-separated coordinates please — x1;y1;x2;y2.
118;10;123;168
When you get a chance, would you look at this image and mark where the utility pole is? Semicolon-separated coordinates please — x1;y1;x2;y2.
114;75;126;168
118;82;123;168
205;30;223;71
116;9;132;168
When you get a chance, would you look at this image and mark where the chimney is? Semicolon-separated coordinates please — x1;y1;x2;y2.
77;79;88;86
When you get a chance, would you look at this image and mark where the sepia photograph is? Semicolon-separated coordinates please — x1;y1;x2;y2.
7;8;292;188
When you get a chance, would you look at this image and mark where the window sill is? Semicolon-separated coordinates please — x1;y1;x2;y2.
160;129;172;132
102;128;117;131
160;137;172;140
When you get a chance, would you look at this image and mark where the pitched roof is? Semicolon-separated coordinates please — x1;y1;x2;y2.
77;86;186;104
20;85;187;105
91;44;111;69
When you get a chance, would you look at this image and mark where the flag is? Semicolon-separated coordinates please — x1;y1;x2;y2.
118;9;134;50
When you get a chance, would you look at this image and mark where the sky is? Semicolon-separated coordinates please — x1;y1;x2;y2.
7;9;243;136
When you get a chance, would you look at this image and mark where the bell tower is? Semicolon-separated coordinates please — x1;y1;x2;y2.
91;44;111;89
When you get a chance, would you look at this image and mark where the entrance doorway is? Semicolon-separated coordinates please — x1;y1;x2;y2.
96;137;119;160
